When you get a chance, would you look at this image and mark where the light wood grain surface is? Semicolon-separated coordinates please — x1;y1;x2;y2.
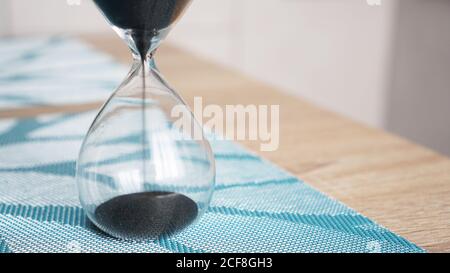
2;35;449;252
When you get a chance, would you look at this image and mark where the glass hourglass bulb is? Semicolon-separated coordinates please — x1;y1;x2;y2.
76;0;215;241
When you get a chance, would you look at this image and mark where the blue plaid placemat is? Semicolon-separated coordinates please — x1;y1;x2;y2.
0;37;424;253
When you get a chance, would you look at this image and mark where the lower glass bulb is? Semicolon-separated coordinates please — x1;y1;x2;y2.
76;58;215;241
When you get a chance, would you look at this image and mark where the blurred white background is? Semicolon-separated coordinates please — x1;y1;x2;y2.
0;0;449;156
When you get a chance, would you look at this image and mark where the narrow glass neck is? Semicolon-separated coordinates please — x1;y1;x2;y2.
127;56;164;89
131;56;157;71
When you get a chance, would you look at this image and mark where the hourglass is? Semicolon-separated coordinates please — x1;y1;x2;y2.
76;0;215;241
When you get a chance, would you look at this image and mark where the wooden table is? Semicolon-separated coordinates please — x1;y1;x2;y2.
1;35;449;252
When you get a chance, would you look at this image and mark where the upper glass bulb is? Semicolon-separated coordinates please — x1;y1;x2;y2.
93;0;192;57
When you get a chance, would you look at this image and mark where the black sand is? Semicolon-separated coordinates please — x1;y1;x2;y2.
93;0;191;31
95;192;198;240
93;0;191;62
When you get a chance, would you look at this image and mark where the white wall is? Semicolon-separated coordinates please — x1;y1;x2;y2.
386;0;450;156
241;0;396;127
169;0;397;128
1;0;395;127
0;0;11;36
4;0;110;35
